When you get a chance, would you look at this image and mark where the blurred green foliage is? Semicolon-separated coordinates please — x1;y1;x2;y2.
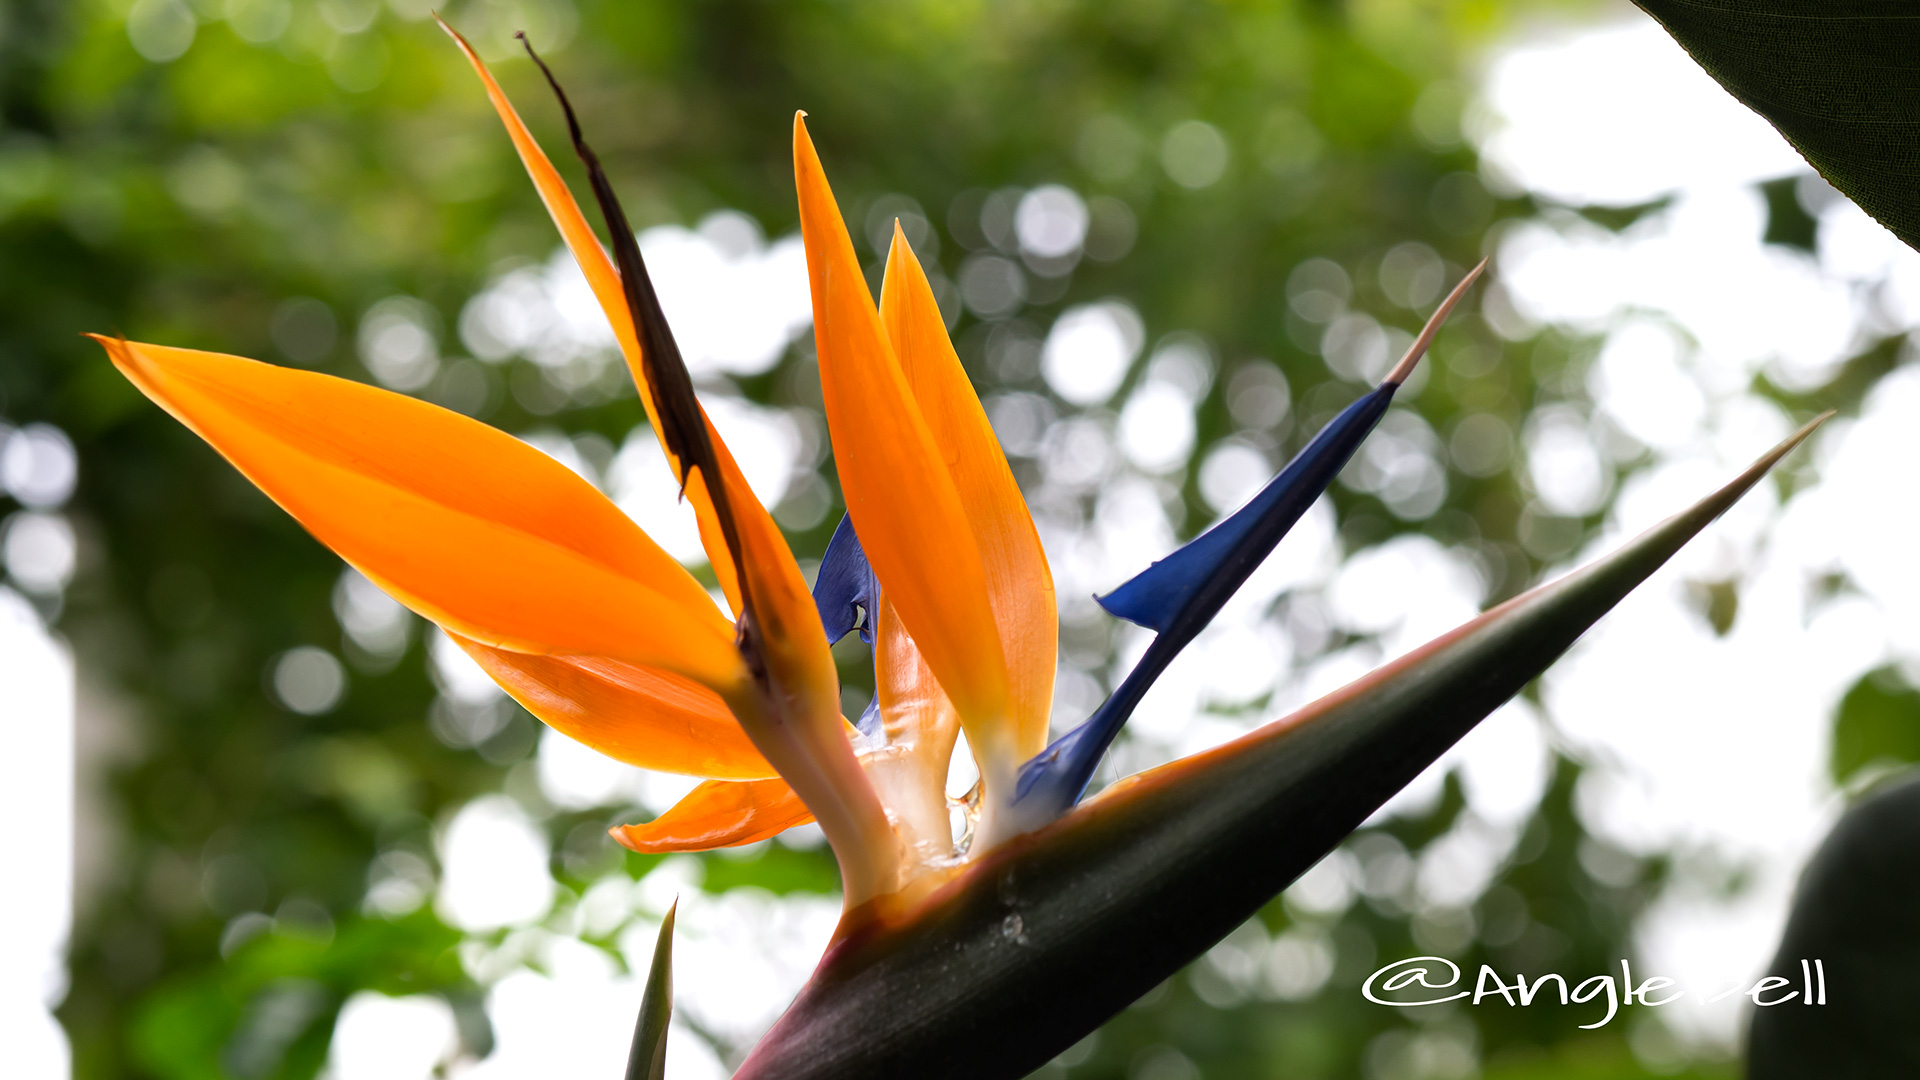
1830;667;1920;788
0;0;1875;1077
130;912;472;1080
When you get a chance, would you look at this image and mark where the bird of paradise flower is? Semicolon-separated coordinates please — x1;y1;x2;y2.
89;21;1826;1080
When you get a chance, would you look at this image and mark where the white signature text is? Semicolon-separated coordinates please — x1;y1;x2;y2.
1363;956;1827;1029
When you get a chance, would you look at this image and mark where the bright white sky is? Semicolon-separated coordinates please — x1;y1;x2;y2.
1477;21;1806;205
10;11;1919;1079
0;588;72;1078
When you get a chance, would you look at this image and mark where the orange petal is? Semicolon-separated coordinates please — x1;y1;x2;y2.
863;596;962;868
712;451;901;900
605;596;964;862
793;115;1016;781
440;17;742;614
448;36;897;902
691;432;754;616
453;634;777;780
95;336;743;691
879;225;1057;759
611;778;814;853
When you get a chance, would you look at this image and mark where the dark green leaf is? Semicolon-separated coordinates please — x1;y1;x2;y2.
734;418;1827;1080
1749;769;1920;1076
1635;0;1920;251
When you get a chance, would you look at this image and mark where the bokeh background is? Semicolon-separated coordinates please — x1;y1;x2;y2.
4;0;1919;1077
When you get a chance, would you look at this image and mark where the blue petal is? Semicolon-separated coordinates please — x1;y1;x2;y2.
1098;385;1394;633
815;515;883;737
813;513;879;645
1010;254;1485;826
1011;384;1399;821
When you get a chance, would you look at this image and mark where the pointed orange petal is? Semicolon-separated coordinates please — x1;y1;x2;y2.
440;17;743;614
611;778;815;853
453;635;777;779
460;41;898;903
793;115;1016;782
690;433;748;615
879;226;1057;759
96;337;743;690
439;19;634;368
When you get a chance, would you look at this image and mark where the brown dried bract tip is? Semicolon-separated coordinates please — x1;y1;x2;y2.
1382;256;1490;387
514;34;743;566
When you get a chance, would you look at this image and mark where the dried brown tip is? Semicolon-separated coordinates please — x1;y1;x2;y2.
515;34;738;546
1382;256;1490;388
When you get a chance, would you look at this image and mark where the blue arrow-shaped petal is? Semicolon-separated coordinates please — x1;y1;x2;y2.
1008;260;1486;827
813;513;880;646
1095;382;1396;633
812;513;886;737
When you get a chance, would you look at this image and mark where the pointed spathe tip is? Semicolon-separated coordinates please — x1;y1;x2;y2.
626;897;678;1080
1381;256;1489;388
85;332;143;379
884;217;919;272
1746;409;1832;478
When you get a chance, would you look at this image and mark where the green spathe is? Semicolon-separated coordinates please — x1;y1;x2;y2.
735;415;1826;1080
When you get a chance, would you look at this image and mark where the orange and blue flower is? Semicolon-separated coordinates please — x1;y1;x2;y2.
93;22;1825;1078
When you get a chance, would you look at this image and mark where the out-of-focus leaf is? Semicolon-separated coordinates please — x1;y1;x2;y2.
129;912;471;1080
1759;175;1818;252
697;844;843;896
1748;769;1920;1076
1758;334;1907;420
1829;667;1920;786
1634;0;1920;251
626;902;676;1080
733;418;1825;1080
1684;576;1740;636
